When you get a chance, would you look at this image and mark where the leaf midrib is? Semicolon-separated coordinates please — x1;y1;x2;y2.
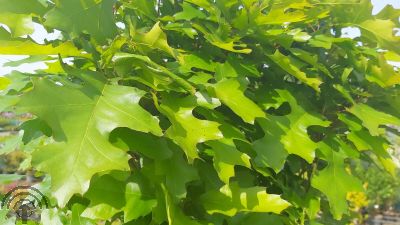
71;84;106;187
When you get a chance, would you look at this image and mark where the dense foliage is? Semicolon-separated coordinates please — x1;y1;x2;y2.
1;0;400;224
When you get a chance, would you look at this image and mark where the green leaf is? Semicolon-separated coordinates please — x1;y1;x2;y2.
206;139;251;183
192;23;252;54
214;78;265;124
339;113;397;175
84;174;126;210
178;54;216;72
113;53;196;94
255;1;318;25
0;132;23;155
253;117;288;172
0;0;46;15
41;209;63;225
268;50;322;91
348;103;400;136
155;146;199;198
82;173;156;222
2;72;31;93
0;0;46;36
254;90;330;166
348;129;397;175
0;40;87;57
0;77;11;90
122;0;157;19
44;0;117;44
311;139;363;220
81;204;120;221
366;54;400;87
20;118;52;143
4;55;51;67
162;184;202;225
356;19;400;54
69;204;94;225
0;13;34;37
0;95;19;112
208;40;252;54
110;128;172;160
201;182;291;216
135;22;176;57
233;213;286;225
160;93;222;161
18;71;162;206
289;48;332;78
124;181;157;222
308;35;349;49
214;55;261;80
289;29;312;42
174;2;206;21
1;0;400;223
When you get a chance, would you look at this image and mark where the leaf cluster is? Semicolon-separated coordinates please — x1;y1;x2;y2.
1;0;400;224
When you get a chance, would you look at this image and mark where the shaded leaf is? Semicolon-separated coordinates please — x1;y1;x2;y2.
268;50;322;91
45;0;117;44
254;90;330;166
160;94;222;161
312;139;363;220
214;79;265;124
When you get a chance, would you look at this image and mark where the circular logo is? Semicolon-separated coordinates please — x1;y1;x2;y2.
1;186;49;224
